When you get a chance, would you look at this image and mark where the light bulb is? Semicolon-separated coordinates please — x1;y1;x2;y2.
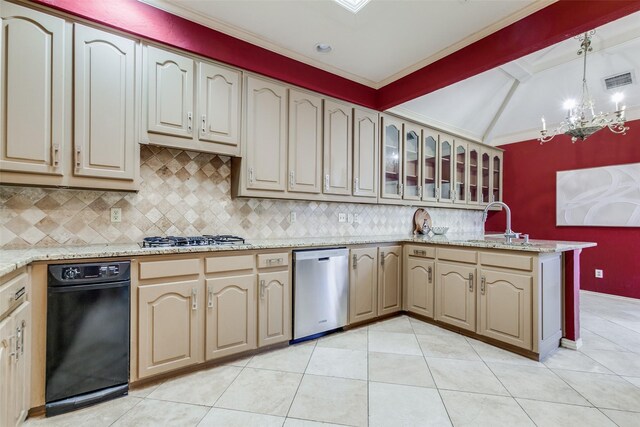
563;99;577;110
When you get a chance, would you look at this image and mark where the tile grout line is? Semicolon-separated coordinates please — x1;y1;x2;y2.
283;338;317;421
107;394;146;427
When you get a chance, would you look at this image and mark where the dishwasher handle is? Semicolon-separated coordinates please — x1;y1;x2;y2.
293;248;348;262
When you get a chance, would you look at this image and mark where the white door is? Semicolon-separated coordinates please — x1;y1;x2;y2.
74;24;136;180
0;2;65;175
198;61;241;147
323;100;352;195
146;46;194;139
288;90;322;194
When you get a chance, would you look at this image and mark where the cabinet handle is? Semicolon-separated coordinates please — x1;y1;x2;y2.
266;258;282;266
325;174;330;191
52;144;60;168
481;276;486;295
468;190;472;202
354;177;359;193
248;167;254;184
435;188;440;200
290;171;295;189
187;112;192;132
399;183;404;196
207;286;213;309
192;288;197;310
452;191;457;202
413;249;426;257
352;254;357;269
201;114;206;134
75;147;81;168
20;320;25;356
428;266;432;283
480;193;484;203
260;279;265;299
9;335;16;359
468;273;474;292
15;326;21;361
380;252;385;267
418;186;423;198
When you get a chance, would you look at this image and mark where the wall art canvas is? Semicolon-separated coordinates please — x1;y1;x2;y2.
556;163;640;227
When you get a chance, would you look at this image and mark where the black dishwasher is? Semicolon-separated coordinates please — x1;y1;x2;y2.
46;261;130;416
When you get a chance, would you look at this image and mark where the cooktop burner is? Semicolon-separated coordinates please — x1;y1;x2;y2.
141;235;246;248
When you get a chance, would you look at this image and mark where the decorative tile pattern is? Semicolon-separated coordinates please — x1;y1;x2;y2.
1;146;482;248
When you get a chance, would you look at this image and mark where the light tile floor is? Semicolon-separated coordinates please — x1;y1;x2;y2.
27;291;640;426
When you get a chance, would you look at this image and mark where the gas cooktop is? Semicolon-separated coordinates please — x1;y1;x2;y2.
141;235;246;248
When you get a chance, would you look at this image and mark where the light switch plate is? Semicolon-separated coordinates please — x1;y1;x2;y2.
111;207;122;223
595;269;603;278
290;212;297;223
338;213;347;223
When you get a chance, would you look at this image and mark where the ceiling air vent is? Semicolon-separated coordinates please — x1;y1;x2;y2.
602;71;634;91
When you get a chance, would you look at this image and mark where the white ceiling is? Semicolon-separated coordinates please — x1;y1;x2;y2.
391;11;640;146
142;0;546;88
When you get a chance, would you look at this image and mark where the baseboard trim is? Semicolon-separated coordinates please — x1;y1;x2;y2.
561;337;583;350
580;290;639;303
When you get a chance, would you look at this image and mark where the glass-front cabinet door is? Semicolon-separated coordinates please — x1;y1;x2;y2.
481;151;490;204
381;115;403;199
468;146;480;205
438;136;454;203
421;131;438;202
491;152;503;203
403;123;421;201
453;141;467;204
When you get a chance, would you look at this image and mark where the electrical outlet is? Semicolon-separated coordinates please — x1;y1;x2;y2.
354;213;361;224
110;207;122;223
595;269;603;279
290;212;297;223
347;213;354;224
338;213;347;223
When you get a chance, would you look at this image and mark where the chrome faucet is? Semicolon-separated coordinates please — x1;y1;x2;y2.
482;201;520;243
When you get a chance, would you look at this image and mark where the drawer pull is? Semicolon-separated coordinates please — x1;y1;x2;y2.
413;249;426;257
468;273;474;292
266;258;283;266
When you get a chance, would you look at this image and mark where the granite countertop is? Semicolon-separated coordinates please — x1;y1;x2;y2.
0;233;596;277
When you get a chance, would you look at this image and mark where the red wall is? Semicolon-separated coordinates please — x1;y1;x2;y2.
486;119;640;299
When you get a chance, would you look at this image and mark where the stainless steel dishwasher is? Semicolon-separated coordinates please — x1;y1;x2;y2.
293;248;349;340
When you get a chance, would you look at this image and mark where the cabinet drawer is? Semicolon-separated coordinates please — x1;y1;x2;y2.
257;253;289;269
480;252;533;272
406;245;435;259
139;259;199;280
206;255;255;273
437;248;477;264
0;272;28;318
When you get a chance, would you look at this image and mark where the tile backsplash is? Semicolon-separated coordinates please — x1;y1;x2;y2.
1;146;483;248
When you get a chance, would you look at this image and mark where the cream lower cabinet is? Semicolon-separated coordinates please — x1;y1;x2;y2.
435;261;477;332
405;248;435;318
258;270;291;347
378;246;402;316
0;317;12;427
349;247;378;324
206;275;257;360
478;269;533;350
137;278;202;379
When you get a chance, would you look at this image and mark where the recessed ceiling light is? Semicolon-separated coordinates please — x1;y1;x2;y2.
333;0;371;14
315;43;332;54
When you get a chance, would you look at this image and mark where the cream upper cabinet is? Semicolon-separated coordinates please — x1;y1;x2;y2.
479;269;533;350
378;246;402;316
198;61;241;148
245;76;287;191
0;2;65;176
481;150;491;205
146;46;194;139
74;24;136;181
137;279;201;378
422;130;439;202
323;100;352;195
403;123;422;201
406;256;435;318
258;270;291;347
491;151;503;203
9;301;31;427
206;274;257;360
453;140;468;204
381;115;403;199
438;135;454;204
352;108;379;198
349;247;378;324
468;145;481;205
288;90;322;194
0;317;13;427
435;261;476;332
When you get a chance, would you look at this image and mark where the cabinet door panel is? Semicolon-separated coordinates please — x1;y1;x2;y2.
147;46;194;138
0;317;14;427
258;271;291;347
378;246;402;316
481;151;491;205
245;76;287;191
10;301;31;426
74;24;136;180
323;100;352;195
289;90;322;194
381;116;403;199
435;262;476;332
453;141;467;204
468;146;480;204
198;62;240;146
406;257;434;318
349;247;378;324
0;3;65;175
206;275;256;360
353;108;378;198
422;132;438;202
403;123;421;201
138;280;200;378
438;136;454;203
479;269;532;350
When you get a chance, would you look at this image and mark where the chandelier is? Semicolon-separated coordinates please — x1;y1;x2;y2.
539;30;629;144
